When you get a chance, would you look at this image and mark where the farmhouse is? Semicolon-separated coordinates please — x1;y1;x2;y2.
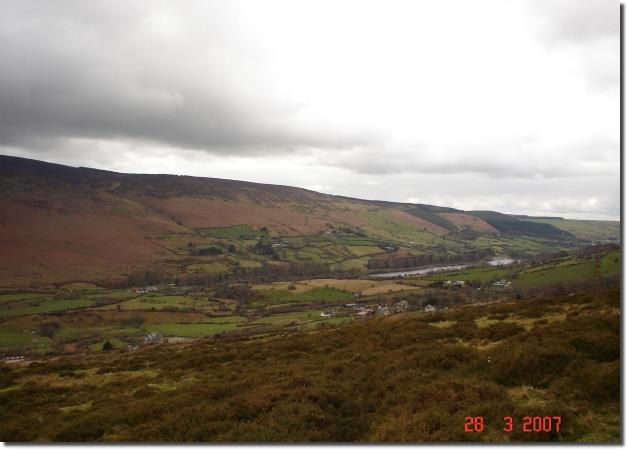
492;279;512;288
393;300;408;312
144;332;163;345
357;309;375;318
424;304;437;313
130;285;160;294
320;310;336;319
166;336;189;344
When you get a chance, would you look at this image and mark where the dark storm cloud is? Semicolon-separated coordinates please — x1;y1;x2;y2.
0;0;619;221
0;1;379;156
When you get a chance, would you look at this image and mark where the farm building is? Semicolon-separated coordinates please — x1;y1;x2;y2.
394;300;409;312
166;336;189;344
144;332;163;345
356;309;375;318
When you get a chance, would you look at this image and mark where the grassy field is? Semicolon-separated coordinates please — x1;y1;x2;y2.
249;287;352;307
0;293;52;304
196;224;262;239
333;256;371;271
143;322;240;337
0;331;53;352
427;266;511;283
255;279;420;296
345;245;382;257
249;309;329;326
0;298;98;317
601;249;621;275
513;260;596;289
98;295;215;312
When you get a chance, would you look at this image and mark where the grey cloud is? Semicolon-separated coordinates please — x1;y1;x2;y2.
528;0;619;92
531;0;619;44
0;1;380;156
317;137;619;179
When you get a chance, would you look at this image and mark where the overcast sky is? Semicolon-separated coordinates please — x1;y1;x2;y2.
0;0;620;220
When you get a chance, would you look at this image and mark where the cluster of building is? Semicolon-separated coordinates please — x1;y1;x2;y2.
491;279;512;288
129;286;159;294
341;299;410;319
142;332;194;347
144;332;163;344
443;280;466;288
271;238;289;248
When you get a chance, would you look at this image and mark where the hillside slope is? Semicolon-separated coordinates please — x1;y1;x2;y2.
0;156;616;286
0;287;619;442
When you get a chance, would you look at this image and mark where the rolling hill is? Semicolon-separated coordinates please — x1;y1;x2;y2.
0;155;620;286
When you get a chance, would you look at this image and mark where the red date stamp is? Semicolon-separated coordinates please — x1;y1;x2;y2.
464;416;562;433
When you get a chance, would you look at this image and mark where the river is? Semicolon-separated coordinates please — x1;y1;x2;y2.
369;258;516;278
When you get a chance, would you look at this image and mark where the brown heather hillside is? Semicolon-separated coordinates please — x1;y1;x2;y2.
0;155;607;287
0;287;619;442
0;157;492;286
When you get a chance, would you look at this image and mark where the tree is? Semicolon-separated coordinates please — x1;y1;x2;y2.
102;340;113;351
37;321;60;338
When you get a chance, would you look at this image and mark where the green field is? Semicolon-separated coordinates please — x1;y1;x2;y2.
332;256;371;271
0;298;98;317
0;331;53;352
99;295;215;312
143;322;240;337
346;245;382;257
196;224;262;239
427;266;511;283
0;293;53;304
513;260;596;289
249;287;352;307
249;309;329;326
204;316;247;324
601;250;621;275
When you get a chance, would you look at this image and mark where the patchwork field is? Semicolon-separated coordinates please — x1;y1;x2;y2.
0;245;619;357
